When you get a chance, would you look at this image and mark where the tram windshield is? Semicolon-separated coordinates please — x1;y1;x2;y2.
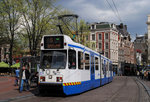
41;50;67;69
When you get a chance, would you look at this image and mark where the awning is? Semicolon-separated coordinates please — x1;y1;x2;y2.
11;63;20;68
0;62;10;68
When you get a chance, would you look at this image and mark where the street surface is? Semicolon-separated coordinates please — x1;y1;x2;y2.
0;76;150;102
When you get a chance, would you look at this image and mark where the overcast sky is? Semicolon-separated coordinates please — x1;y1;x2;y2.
56;0;150;40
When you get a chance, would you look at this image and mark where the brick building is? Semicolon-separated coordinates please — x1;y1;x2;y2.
90;22;119;69
117;23;136;75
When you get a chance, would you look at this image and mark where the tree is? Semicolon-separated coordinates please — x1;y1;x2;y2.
78;20;90;46
19;0;58;56
57;11;90;45
0;18;9;44
0;0;21;65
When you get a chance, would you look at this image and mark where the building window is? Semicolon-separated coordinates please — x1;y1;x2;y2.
105;33;109;39
105;42;108;49
105;52;108;58
91;25;94;29
86;35;88;41
99;43;101;49
92;43;95;49
92;34;95;41
99;34;101;40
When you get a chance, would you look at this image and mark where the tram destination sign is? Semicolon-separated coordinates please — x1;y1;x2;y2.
44;36;64;49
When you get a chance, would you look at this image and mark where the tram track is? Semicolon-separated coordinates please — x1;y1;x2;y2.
133;78;142;102
106;76;128;102
106;76;150;102
134;78;150;102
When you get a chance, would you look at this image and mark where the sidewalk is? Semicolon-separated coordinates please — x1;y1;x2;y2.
0;76;33;101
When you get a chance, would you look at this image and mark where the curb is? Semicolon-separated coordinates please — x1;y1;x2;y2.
136;78;150;97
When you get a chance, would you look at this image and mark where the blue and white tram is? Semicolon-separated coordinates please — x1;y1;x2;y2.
39;34;113;95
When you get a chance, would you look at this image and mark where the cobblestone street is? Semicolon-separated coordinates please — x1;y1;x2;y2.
0;76;149;102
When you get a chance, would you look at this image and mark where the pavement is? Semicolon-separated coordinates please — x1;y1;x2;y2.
0;76;150;102
0;76;34;101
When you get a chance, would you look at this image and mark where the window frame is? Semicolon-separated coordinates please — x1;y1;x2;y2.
95;57;99;70
92;34;95;41
99;34;102;40
68;49;76;69
105;33;109;39
105;42;109;49
99;43;102;49
85;53;90;70
78;51;84;70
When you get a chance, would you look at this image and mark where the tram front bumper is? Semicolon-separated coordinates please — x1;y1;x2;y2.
39;82;64;93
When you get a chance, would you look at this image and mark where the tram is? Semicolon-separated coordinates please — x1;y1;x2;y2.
38;34;113;95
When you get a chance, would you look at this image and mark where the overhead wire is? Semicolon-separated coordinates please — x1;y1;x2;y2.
105;0;122;23
50;2;80;36
111;0;123;23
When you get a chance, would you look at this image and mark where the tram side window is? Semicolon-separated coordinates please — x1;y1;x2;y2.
78;52;84;70
100;58;102;70
85;53;90;70
109;63;112;71
95;57;99;70
102;60;105;74
68;49;76;69
106;62;108;71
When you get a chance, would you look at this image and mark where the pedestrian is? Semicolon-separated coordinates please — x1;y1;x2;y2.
136;71;139;78
141;70;144;79
19;65;30;93
144;71;147;80
15;67;20;86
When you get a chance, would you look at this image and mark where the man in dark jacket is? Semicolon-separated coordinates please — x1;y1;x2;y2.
19;65;30;93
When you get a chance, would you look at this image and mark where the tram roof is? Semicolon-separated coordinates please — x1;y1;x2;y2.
42;34;111;62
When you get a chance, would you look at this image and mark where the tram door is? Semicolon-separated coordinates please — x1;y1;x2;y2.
90;55;95;87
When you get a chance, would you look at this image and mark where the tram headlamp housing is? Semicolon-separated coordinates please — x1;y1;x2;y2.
56;77;63;82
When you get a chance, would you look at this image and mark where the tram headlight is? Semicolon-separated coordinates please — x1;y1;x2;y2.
56;77;63;82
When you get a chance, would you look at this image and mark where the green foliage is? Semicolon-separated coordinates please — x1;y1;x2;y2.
18;0;59;56
78;19;90;46
0;0;22;65
0;0;91;59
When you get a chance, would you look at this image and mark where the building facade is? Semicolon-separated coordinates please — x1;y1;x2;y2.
134;34;148;65
0;44;10;63
90;22;119;68
117;23;136;75
147;15;150;65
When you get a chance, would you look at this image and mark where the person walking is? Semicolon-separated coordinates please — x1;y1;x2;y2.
19;65;30;93
136;71;140;78
15;67;20;86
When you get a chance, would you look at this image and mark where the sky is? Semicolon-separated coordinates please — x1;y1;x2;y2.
56;0;150;40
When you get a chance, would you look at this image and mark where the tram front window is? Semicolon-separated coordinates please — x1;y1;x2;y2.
41;51;67;69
